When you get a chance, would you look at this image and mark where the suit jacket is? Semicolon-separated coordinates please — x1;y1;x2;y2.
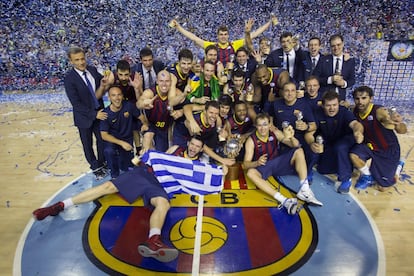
233;59;258;82
299;51;322;81
131;60;165;89
265;48;304;84
64;65;104;128
313;54;355;100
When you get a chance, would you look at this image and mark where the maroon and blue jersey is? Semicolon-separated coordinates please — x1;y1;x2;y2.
227;81;251;102
144;87;171;131
227;115;254;135
171;146;201;160
171;146;186;157
217;44;236;67
193;112;218;148
354;104;399;152
167;63;190;92
250;131;279;161
304;92;323;113
259;68;284;110
114;73;137;104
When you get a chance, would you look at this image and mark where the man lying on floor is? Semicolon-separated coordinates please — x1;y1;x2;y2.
32;136;225;263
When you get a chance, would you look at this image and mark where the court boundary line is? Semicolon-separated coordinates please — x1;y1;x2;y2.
13;172;89;276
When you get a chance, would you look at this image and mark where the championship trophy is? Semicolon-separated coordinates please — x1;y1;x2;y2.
282;121;290;129
295;111;303;121
315;135;324;144
224;134;242;159
223;134;242;181
245;84;254;102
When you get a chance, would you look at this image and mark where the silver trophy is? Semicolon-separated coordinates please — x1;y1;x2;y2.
224;134;242;159
388;106;397;115
295;111;303;121
315;135;324;144
282;121;290;129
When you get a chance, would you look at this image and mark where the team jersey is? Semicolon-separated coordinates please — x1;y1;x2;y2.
313;106;356;145
171;146;201;161
259;68;284;109
227;114;254;135
269;98;315;132
204;39;244;66
354;104;399;151
167;63;191;92
250;130;279;161
144;86;172;130
193;111;218;148
227;80;251;102
304;92;323;113
100;101;140;140
114;73;137;103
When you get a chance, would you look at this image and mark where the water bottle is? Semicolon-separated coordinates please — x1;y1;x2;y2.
395;159;405;177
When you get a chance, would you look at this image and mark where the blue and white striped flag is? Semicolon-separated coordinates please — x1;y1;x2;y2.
141;150;224;196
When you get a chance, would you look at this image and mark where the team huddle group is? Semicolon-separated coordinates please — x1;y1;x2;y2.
32;16;407;262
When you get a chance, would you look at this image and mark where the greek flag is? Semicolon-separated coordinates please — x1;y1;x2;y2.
141;150;224;196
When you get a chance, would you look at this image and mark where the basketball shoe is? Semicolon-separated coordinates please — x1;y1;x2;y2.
138;234;179;262
337;179;352;194
32;202;64;220
355;174;374;190
297;188;323;206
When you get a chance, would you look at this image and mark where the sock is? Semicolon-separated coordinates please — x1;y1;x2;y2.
359;165;371;175
62;198;74;209
300;179;310;191
273;192;287;204
149;228;161;238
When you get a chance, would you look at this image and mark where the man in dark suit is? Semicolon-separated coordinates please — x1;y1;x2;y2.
64;46;112;179
233;47;258;83
300;37;323;81
313;34;355;103
265;32;304;84
132;47;165;90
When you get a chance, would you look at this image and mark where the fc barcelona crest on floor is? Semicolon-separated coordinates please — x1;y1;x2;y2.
84;176;318;275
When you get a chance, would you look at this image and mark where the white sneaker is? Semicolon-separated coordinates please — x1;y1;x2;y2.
281;198;298;215
297;188;323;206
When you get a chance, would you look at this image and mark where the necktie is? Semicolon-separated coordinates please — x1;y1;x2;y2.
335;58;340;74
311;58;316;71
83;71;99;108
286;53;290;75
148;70;154;88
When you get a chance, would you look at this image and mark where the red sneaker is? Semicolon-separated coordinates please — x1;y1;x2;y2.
32;202;64;221
138;234;178;262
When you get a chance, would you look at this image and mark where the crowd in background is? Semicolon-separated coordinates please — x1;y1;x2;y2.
1;0;413;92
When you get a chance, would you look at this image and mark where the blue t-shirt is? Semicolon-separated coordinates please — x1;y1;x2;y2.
268;98;315;131
313;105;356;145
100;101;140;141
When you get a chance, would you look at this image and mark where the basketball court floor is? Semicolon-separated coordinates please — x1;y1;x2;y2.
1;91;413;275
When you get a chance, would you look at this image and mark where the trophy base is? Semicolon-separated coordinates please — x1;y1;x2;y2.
225;163;240;181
